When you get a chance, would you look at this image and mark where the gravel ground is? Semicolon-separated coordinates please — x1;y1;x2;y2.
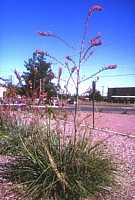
0;156;19;200
89;130;135;200
0;112;135;200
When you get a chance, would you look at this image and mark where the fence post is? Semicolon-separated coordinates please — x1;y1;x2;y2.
92;81;96;129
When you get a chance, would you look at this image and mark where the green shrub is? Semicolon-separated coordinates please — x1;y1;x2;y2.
0;120;35;156
2;127;118;200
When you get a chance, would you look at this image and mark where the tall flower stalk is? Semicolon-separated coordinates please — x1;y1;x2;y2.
73;4;103;138
36;4;117;140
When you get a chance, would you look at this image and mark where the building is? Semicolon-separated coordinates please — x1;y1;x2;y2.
108;87;135;103
0;86;7;99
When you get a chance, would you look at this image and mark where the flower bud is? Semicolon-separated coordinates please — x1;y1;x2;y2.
37;31;54;36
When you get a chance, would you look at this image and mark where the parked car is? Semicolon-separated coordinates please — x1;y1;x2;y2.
51;97;59;106
67;98;76;104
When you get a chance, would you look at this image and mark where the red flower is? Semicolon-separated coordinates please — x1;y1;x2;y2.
106;64;117;69
44;51;49;56
37;31;54;37
35;48;40;53
36;49;49;56
71;66;77;73
88;4;103;16
48;71;54;79
36;49;45;56
45;106;48;113
65;56;72;61
35;107;40;113
58;67;62;80
90;35;102;47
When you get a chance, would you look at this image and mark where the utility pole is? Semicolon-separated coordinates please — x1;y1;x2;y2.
101;86;104;96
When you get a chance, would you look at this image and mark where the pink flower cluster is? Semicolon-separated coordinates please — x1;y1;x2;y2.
37;31;54;37
88;4;103;16
105;64;117;70
90;35;102;47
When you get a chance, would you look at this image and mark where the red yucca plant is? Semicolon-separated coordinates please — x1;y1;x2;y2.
0;2;119;200
1;125;118;200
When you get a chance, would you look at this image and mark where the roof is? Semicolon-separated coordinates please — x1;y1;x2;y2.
111;95;135;98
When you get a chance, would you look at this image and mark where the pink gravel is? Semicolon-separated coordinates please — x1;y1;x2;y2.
0;112;135;200
0;156;19;200
76;112;135;135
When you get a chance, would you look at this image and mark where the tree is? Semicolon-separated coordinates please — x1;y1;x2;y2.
89;89;102;101
21;50;57;98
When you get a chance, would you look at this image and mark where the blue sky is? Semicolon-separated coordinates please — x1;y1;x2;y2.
1;0;135;95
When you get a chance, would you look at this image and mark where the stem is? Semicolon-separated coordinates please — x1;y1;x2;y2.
81;15;90;56
48;55;65;66
81;45;92;62
73;14;90;143
43;142;69;190
65;63;77;89
80;68;103;83
73;52;81;143
54;35;76;51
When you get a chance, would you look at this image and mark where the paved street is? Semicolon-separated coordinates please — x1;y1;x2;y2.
0;103;135;114
64;104;135;114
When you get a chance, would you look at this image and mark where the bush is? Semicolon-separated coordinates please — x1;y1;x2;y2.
1;124;118;200
0;113;35;156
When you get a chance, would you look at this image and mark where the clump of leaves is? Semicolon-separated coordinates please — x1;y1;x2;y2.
0;125;32;156
2;126;118;200
0;110;39;155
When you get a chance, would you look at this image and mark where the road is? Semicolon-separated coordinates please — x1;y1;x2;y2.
64;105;135;114
0;103;135;114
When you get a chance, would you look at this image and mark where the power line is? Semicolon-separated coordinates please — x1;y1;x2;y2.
100;73;135;78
